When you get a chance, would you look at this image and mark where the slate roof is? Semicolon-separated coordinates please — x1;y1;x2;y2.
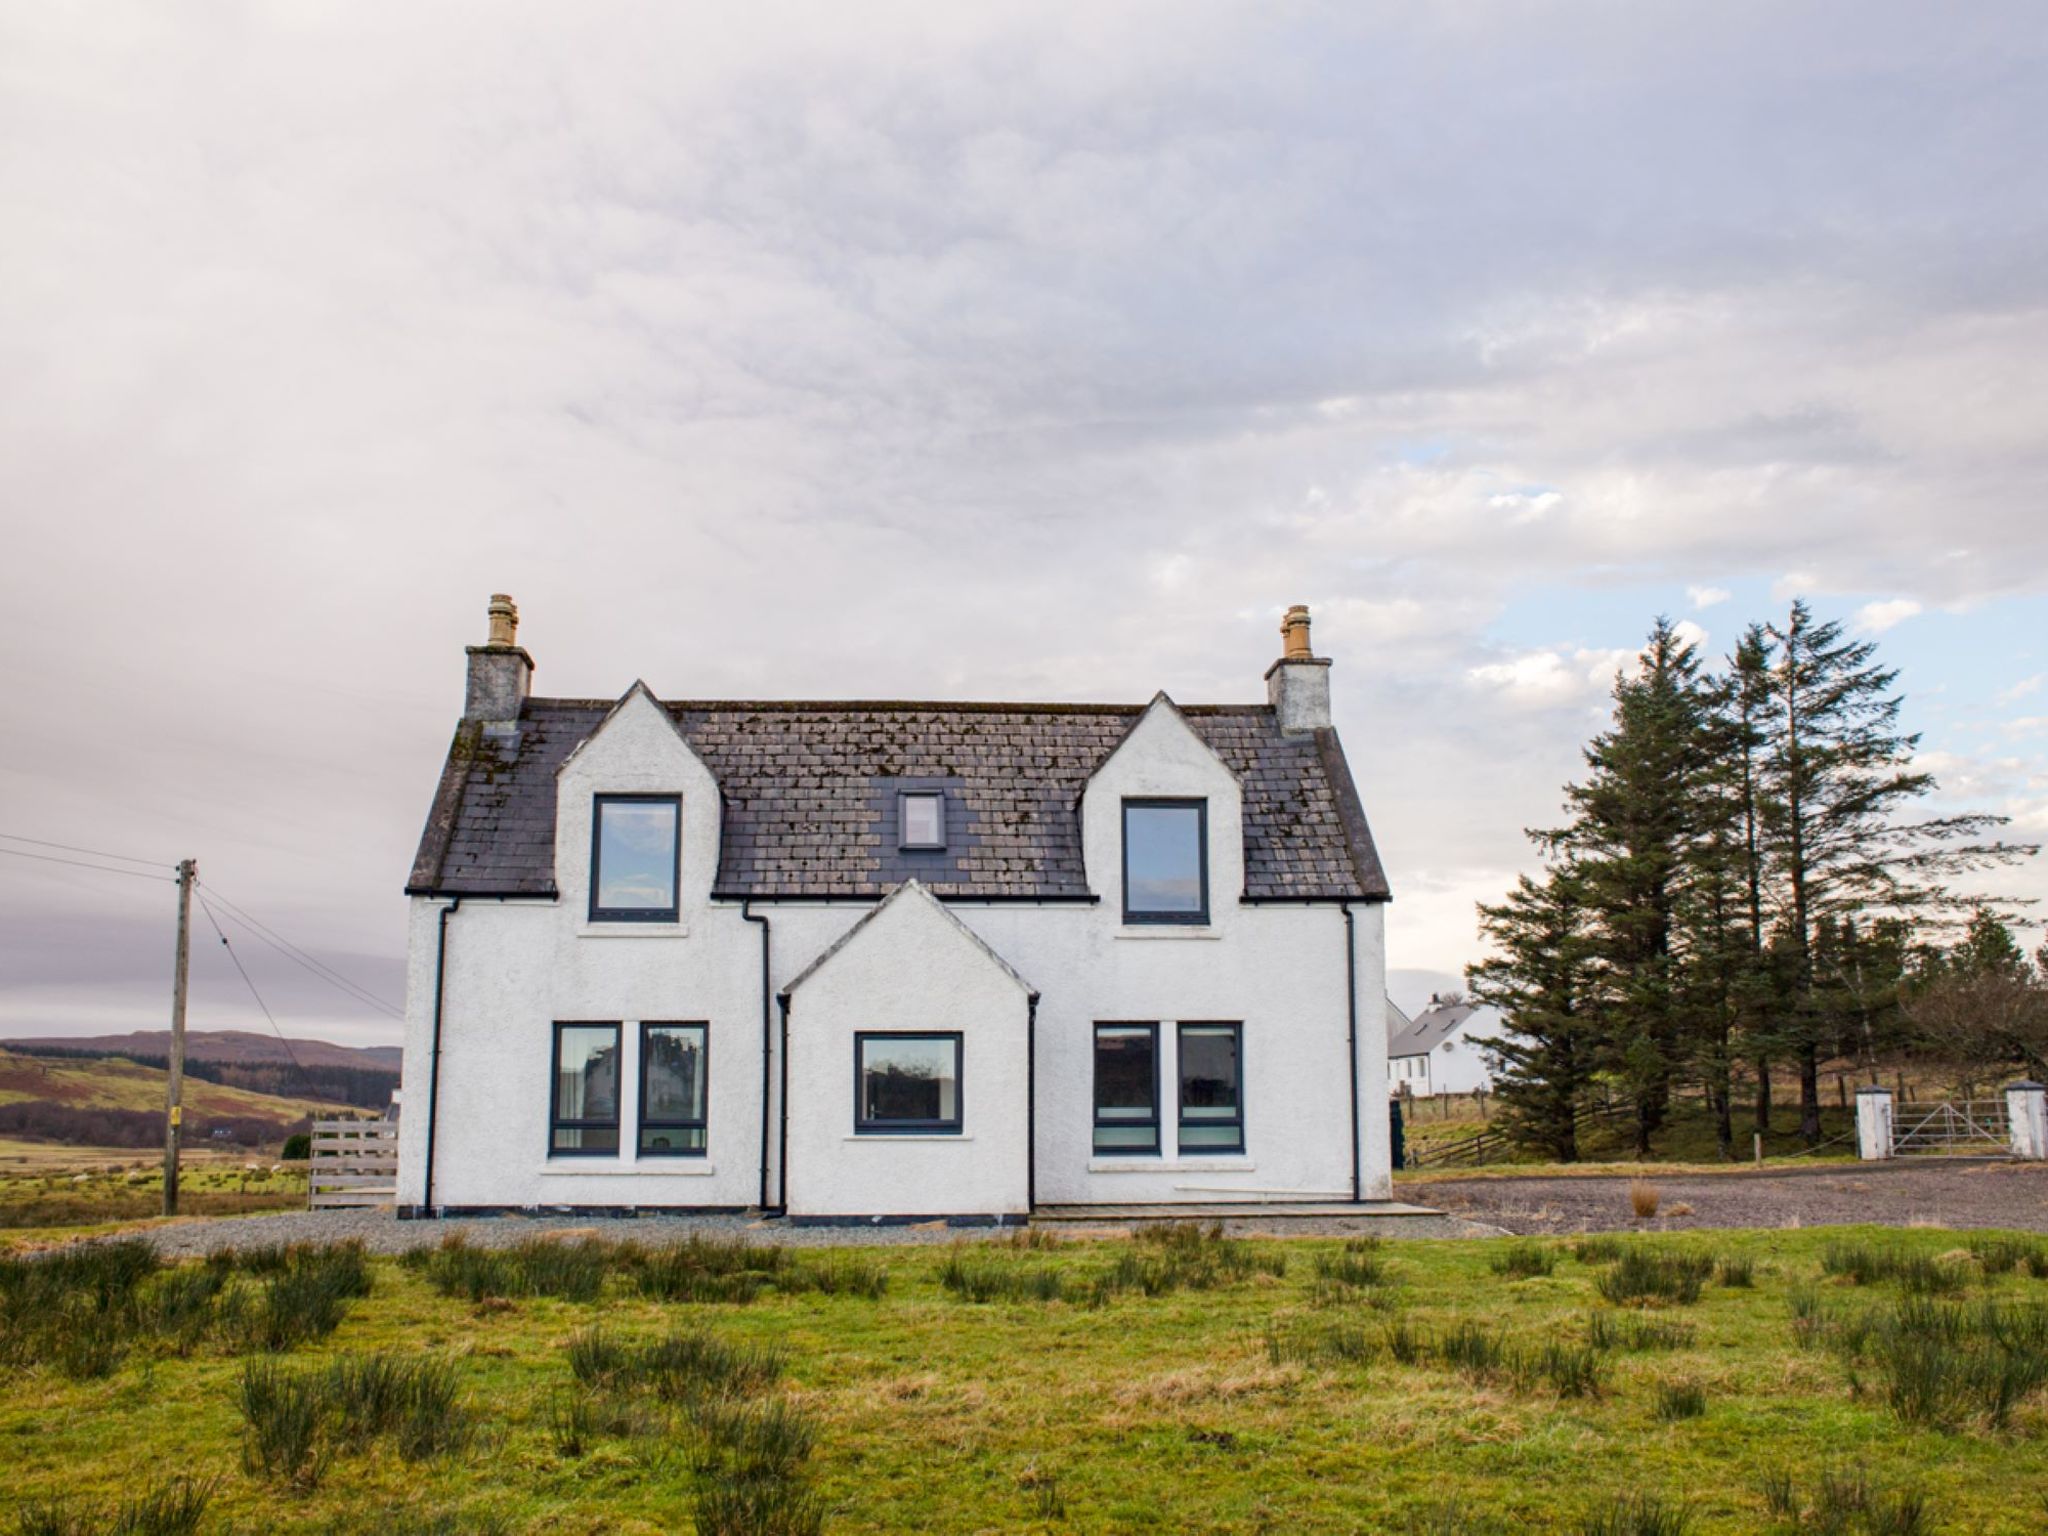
1389;1002;1502;1059
406;696;1390;903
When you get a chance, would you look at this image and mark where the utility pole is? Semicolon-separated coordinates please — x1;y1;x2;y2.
163;858;195;1216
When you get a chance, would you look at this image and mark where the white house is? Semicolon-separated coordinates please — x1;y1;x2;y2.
1388;997;1504;1097
396;597;1394;1222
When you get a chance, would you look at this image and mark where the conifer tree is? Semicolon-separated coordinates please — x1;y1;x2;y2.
1759;599;2033;1142
1469;867;1597;1161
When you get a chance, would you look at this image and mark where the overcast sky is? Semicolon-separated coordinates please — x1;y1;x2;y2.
3;3;2044;1050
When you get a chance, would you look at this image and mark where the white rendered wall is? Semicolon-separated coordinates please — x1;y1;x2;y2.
781;886;1031;1217
400;690;1394;1214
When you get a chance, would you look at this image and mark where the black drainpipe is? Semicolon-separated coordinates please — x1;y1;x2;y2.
421;895;463;1217
1343;902;1361;1204
1026;992;1040;1215
775;994;792;1213
742;901;772;1211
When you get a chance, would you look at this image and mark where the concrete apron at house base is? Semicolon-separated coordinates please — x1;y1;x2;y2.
1030;1199;1461;1237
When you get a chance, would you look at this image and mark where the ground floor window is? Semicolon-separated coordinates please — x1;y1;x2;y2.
1177;1022;1243;1152
1094;1022;1159;1154
551;1022;621;1155
855;1032;962;1134
639;1022;707;1156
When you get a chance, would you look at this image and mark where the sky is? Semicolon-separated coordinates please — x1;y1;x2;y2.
2;3;2045;1049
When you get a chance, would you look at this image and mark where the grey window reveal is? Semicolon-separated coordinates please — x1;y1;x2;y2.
551;1022;620;1155
590;795;680;921
639;1022;707;1156
1093;1022;1159;1154
1121;800;1209;923
855;1032;962;1134
900;791;944;851
1178;1022;1243;1153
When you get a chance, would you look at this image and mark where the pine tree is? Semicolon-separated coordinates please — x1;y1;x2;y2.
1725;625;1782;1133
1760;599;2034;1142
1469;868;1597;1161
1541;618;1718;1156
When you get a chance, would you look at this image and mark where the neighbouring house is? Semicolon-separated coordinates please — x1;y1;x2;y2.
1388;996;1504;1097
397;597;1393;1221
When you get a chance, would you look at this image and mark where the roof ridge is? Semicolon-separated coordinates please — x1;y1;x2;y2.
515;696;1273;716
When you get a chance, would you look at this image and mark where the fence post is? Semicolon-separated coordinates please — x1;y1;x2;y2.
2007;1082;2048;1161
1855;1085;1894;1161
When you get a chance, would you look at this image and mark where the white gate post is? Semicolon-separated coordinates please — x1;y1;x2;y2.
1855;1085;1894;1161
2006;1082;2048;1160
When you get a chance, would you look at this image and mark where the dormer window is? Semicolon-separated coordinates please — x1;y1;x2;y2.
1121;799;1209;924
899;791;946;851
590;794;680;921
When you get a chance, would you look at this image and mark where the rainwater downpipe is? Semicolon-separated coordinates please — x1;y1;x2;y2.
742;901;772;1211
1026;992;1040;1215
421;895;462;1217
1343;901;1361;1204
775;994;792;1214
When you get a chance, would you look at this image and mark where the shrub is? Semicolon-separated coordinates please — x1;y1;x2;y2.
1491;1243;1556;1280
280;1133;311;1161
1580;1493;1692;1536
1628;1181;1661;1220
239;1359;330;1488
1652;1379;1706;1421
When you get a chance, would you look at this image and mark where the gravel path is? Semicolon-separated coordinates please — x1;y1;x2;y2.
1407;1158;2048;1235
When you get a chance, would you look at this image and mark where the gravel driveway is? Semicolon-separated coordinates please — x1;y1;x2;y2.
1407;1158;2048;1235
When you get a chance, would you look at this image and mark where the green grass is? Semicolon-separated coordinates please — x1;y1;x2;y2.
5;1226;2048;1532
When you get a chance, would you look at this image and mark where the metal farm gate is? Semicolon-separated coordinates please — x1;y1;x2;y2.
1890;1099;2012;1157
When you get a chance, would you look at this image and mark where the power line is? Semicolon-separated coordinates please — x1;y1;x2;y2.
0;832;168;869
0;846;173;882
200;887;403;1020
195;892;324;1103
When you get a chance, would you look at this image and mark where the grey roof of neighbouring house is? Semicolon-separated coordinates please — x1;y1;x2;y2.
405;696;1390;903
1389;1001;1501;1059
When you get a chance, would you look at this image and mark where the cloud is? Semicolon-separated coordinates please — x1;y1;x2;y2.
1998;674;2044;706
1;2;2046;1027
1855;598;1924;633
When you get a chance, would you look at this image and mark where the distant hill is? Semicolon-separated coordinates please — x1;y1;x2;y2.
0;1046;359;1150
2;1030;400;1072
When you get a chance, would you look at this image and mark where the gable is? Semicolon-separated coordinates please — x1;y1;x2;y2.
780;880;1035;1001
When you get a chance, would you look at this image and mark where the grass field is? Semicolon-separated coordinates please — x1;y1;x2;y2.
7;1225;2048;1534
0;1047;351;1121
1400;1095;1862;1170
0;1141;307;1233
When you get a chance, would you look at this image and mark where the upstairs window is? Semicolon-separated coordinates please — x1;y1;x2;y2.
551;1022;620;1155
1093;1023;1159;1154
1178;1022;1244;1153
591;794;680;921
855;1032;962;1134
639;1022;707;1156
899;791;945;851
1121;799;1209;924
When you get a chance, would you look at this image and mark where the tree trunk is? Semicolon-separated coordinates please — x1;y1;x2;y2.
1755;1056;1772;1132
1799;1040;1822;1143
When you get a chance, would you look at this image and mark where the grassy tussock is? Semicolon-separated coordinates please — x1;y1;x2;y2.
1572;1235;1627;1265
403;1234;614;1303
1580;1492;1691;1535
1652;1378;1706;1421
1595;1249;1713;1306
1490;1242;1557;1280
238;1352;474;1487
1820;1241;1969;1295
566;1325;786;1403
1758;1467;1936;1536
1794;1293;2048;1430
1585;1311;1695;1352
1968;1235;2048;1279
10;1476;216;1536
937;1223;1284;1307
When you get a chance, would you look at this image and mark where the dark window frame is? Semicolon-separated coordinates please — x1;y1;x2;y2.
1177;1020;1245;1155
1092;1021;1161;1155
637;1020;709;1158
853;1030;964;1136
588;793;682;923
897;789;947;852
1120;798;1210;925
549;1020;622;1158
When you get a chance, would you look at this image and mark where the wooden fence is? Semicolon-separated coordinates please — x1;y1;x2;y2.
308;1119;398;1209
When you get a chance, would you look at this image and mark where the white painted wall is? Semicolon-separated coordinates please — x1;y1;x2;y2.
781;884;1032;1217
398;691;1393;1215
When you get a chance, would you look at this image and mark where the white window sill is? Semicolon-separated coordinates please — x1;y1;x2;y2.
842;1134;974;1143
1114;927;1219;941
539;1163;717;1177
1089;1157;1254;1173
577;923;688;939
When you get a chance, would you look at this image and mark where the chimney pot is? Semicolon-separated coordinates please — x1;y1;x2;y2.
1264;602;1332;734
464;592;534;726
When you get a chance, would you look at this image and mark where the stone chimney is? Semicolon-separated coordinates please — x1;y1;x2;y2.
464;593;533;726
1265;602;1331;735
